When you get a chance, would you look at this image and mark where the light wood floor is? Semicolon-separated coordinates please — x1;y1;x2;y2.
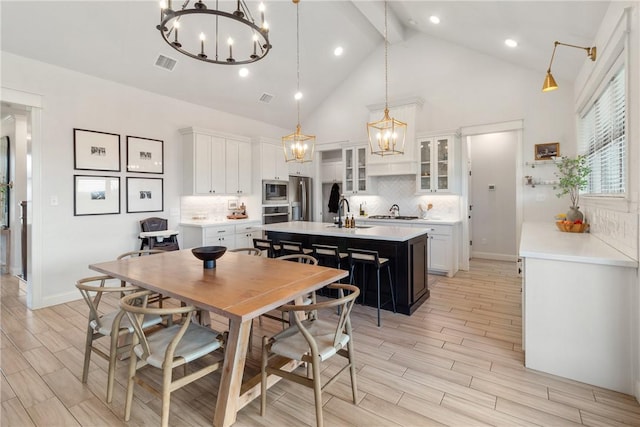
2;259;640;426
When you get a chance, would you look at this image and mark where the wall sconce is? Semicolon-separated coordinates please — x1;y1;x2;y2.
542;41;596;92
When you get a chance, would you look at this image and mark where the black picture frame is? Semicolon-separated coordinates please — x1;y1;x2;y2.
73;128;121;172
126;177;163;213
126;136;164;174
74;175;121;216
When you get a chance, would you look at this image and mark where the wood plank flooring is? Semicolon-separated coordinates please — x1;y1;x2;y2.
2;259;640;426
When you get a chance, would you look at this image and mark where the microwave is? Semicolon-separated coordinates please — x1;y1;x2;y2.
262;180;289;204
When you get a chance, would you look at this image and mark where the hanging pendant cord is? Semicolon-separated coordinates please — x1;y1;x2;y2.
384;0;388;112
296;2;301;128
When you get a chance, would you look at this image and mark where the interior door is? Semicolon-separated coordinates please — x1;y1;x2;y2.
0;136;10;227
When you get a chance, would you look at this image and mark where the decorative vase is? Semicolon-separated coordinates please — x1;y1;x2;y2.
566;206;584;222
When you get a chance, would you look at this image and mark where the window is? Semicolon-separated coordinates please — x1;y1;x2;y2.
578;65;626;195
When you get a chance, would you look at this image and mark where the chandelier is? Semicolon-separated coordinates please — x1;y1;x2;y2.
366;0;406;156
282;0;315;163
157;0;272;65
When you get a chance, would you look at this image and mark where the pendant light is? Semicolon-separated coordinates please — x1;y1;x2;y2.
282;0;315;163
367;0;406;156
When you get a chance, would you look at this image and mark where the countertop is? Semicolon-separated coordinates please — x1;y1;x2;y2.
262;221;432;242
356;216;461;225
180;218;261;227
519;222;638;268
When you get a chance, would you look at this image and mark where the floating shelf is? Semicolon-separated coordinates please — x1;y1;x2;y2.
525;159;561;168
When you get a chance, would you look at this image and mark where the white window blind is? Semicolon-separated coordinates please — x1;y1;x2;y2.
578;66;626;195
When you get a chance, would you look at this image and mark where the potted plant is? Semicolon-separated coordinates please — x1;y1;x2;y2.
555;155;591;222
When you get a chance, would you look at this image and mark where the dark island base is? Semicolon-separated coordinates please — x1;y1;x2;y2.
266;231;430;315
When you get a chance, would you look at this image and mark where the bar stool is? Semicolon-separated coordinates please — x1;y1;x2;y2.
348;248;396;327
253;238;281;258
279;240;313;257
312;244;348;298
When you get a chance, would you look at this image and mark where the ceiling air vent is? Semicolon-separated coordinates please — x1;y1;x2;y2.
154;54;177;71
259;93;274;104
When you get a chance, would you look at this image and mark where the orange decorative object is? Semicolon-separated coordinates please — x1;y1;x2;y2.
555;221;589;233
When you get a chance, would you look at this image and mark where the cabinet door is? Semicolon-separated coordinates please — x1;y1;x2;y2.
237;140;252;194
262;143;287;181
225;139;240;194
343;147;368;194
195;134;226;194
343;148;354;193
429;234;450;273
419;138;432;191
274;146;289;181
434;137;450;192
356;147;367;192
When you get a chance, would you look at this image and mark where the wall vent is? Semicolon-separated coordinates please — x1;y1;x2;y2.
259;93;274;103
154;54;177;71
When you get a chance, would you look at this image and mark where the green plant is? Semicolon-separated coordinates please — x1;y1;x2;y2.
555;155;591;208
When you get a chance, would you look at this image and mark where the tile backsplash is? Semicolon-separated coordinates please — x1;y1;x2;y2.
584;205;639;261
346;175;462;219
181;195;248;222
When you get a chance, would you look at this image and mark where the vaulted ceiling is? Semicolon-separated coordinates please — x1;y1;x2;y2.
1;1;609;127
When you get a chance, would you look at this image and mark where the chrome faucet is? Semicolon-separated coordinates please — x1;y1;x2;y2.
338;196;351;228
389;204;400;217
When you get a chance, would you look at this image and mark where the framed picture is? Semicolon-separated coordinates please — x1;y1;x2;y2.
126;136;164;173
74;175;121;216
127;177;163;213
74;128;121;171
534;142;560;160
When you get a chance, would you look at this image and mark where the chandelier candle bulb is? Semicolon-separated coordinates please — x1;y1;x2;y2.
227;37;234;62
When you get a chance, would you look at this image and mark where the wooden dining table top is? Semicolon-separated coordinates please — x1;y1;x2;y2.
89;249;348;322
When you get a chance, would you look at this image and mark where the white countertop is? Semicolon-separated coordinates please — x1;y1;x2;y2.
356;216;461;225
180;218;261;227
262;221;431;242
519;222;638;268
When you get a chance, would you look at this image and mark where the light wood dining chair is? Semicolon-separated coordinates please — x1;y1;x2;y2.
117;249;167;307
75;275;164;404
120;290;225;427
261;283;360;427
229;247;263;256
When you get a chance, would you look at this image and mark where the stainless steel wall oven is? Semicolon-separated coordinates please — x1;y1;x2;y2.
262;205;289;225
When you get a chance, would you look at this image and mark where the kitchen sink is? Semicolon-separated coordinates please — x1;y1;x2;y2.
326;225;372;229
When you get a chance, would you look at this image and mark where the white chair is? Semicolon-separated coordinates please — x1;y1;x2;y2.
261;283;360;427
76;275;164;404
120;290;225;427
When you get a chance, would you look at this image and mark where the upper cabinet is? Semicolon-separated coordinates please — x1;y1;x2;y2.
320;161;343;183
416;134;457;193
261;142;288;181
225;138;251;195
343;145;374;195
288;159;313;177
180;127;251;195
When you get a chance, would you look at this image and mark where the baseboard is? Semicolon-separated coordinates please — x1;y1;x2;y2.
38;290;81;309
471;252;518;262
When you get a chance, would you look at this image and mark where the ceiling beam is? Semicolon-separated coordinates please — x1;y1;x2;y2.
351;1;405;44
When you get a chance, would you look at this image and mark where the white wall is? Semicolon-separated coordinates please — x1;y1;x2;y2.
470;132;518;260
1;52;289;308
306;29;577;224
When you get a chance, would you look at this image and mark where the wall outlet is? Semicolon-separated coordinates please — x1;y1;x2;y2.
50;196;58;206
535;193;546;202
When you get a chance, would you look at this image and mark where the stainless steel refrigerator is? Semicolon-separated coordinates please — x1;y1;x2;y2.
289;176;312;221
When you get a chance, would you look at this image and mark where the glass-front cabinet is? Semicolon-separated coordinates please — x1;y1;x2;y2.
343;145;369;194
418;135;453;193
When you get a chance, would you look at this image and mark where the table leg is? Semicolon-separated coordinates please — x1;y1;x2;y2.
213;318;252;427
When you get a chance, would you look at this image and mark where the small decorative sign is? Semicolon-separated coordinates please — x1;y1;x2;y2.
534;142;560;160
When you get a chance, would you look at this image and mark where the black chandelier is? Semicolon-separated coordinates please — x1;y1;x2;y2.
157;0;272;65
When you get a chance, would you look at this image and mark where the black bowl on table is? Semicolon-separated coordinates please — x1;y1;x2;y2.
191;246;227;269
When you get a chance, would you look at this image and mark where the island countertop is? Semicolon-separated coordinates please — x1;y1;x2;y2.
262;221;431;242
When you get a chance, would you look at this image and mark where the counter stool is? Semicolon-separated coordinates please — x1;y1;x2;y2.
253;238;281;258
279;240;313;257
348;248;396;327
312;244;349;297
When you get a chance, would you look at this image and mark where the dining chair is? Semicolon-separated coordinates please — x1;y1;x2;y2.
229;247;263;256
120;290;225;427
261;283;360;427
75;275;164;404
117;249;168;307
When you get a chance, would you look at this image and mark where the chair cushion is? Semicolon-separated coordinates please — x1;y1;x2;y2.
92;311;162;336
269;318;350;362
134;323;223;368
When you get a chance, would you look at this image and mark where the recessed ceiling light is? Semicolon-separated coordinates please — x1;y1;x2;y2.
505;39;518;48
334;46;343;56
294;91;303;100
429;16;440;24
408;19;417;26
238;67;249;77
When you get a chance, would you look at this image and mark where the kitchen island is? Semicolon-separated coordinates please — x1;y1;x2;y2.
520;222;638;394
262;221;431;315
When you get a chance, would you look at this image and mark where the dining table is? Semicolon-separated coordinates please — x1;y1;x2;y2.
89;248;348;427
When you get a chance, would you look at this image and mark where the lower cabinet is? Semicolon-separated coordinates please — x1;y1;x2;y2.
181;221;262;250
426;224;459;277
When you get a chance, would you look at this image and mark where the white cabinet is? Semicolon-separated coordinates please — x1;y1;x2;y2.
423;223;459;277
181;127;251;196
343;145;373;195
288;159;313;177
262;143;288;181
181;221;262;250
417;135;455;193
320;161;343;183
225;139;251;195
